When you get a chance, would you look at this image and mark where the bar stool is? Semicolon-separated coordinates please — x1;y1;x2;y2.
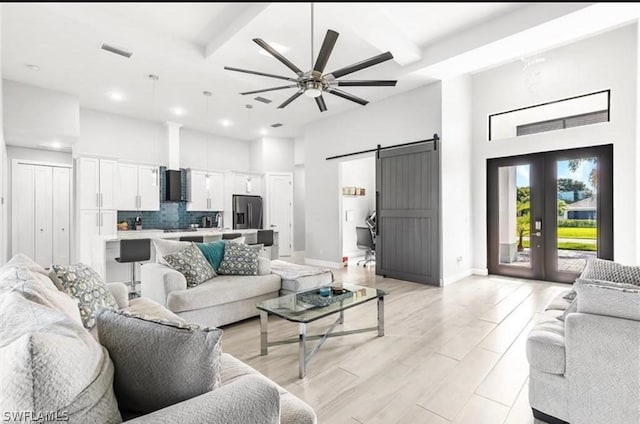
179;235;204;243
222;233;242;240
115;238;151;298
257;230;274;247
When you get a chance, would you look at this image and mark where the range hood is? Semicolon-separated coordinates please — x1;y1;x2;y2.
163;121;185;202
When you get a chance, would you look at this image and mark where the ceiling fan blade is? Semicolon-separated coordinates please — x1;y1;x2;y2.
277;90;304;109
240;85;298;95
224;66;298;82
253;38;304;76
315;95;328;112
313;30;339;74
337;80;397;87
327;51;394;79
327;88;369;106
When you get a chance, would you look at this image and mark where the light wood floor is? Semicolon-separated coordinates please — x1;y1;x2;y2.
220;263;567;424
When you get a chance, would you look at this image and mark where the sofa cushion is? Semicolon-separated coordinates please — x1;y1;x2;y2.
0;252;50;280
217;242;261;276
575;278;640;321
163;243;216;288
580;257;640;285
258;256;271;276
0;284;121;423
153;238;191;265
50;263;118;329
196;240;226;271
124;296;187;324
556;299;578;321
526;319;566;375
545;289;574;311
167;274;281;313
97;308;223;415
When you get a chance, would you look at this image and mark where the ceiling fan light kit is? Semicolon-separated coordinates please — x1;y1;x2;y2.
225;7;397;112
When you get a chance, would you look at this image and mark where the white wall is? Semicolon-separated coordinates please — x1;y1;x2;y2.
3;80;79;147
441;75;474;283
77;108;167;164
294;164;305;252
304;83;442;265
250;136;294;173
0;6;6;264
471;24;638;269
340;157;375;258
180;127;251;171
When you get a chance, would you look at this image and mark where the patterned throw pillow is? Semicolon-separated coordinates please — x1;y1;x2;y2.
217;242;261;276
580;258;640;285
50;263;119;329
163;243;216;288
96;308;223;414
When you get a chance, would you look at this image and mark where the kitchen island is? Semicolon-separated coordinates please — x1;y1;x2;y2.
93;228;279;283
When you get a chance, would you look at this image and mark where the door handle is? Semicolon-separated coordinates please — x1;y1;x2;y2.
96;193;100;208
96;213;100;227
100;193;104;207
534;231;542;237
375;191;380;236
100;213;103;227
270;224;277;228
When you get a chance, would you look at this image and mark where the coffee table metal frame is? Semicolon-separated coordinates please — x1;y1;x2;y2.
257;284;385;378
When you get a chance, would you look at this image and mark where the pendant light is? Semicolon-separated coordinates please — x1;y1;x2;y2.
203;91;212;190
149;74;160;186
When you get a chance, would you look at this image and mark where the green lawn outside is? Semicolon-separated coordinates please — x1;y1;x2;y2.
522;240;597;251
556;227;597;239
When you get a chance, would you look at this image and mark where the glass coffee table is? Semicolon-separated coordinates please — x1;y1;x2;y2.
256;283;386;378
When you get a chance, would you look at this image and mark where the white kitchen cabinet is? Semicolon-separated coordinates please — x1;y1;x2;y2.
232;172;263;196
117;163;160;211
12;162;71;268
138;165;160;211
77;157;117;210
77;209;116;268
187;170;224;211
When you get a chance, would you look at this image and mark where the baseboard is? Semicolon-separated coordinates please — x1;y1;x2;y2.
293;250;306;257
441;269;473;285
531;408;570;424
304;258;342;269
472;268;489;276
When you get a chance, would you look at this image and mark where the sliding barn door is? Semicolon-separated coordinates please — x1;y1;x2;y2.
376;142;440;285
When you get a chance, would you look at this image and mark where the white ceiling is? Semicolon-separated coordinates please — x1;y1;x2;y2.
3;2;633;144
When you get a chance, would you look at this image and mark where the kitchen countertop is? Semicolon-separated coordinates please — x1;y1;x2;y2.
105;228;275;241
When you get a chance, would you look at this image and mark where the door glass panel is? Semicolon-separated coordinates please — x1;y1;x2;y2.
556;157;597;273
498;165;531;268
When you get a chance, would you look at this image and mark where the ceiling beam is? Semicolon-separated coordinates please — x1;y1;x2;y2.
204;3;270;59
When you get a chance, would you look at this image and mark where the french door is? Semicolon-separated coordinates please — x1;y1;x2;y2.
487;145;613;283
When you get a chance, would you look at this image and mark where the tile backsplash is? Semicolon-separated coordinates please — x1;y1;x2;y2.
117;166;220;229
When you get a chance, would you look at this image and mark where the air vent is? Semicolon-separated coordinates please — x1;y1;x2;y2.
270;123;283;128
100;43;133;58
254;96;272;104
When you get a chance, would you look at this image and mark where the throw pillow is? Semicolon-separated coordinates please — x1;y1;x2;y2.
575;278;640;321
152;238;191;266
96;308;223;415
163;243;216;288
228;236;246;245
217;242;261;276
580;258;640;286
196;240;226;271
50;263;118;329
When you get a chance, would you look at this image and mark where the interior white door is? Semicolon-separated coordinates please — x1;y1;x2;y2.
34;166;53;267
267;174;293;256
117;163;139;210
99;159;117;209
78;157;100;209
187;170;209;211
137;165;160;211
52;167;71;266
209;172;225;211
13;163;36;259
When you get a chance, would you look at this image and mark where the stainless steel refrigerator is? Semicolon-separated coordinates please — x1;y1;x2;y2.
232;195;263;229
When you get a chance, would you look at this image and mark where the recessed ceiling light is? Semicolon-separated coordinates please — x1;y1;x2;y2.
258;41;289;56
50;141;62;149
220;119;232;127
108;91;125;102
172;106;186;116
26;64;40;71
260;128;268;136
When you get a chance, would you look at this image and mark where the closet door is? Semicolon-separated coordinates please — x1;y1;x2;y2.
13;163;36;259
34;166;53;267
52;167;71;266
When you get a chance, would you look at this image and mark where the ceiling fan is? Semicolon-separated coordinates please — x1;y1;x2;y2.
224;7;397;112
